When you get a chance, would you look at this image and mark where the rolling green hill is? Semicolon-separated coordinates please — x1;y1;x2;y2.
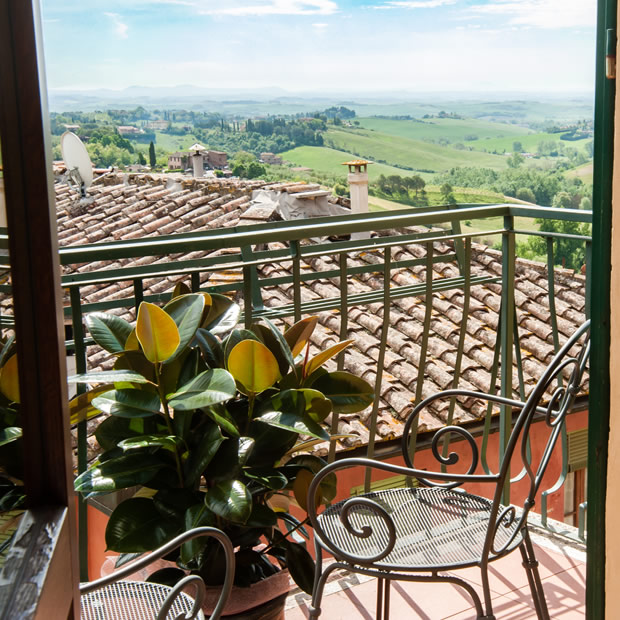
355;118;591;157
280;146;431;181
358;117;530;143
325;127;510;173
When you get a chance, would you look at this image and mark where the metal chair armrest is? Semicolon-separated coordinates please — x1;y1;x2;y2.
80;526;235;620
401;388;529;468
307;457;498;524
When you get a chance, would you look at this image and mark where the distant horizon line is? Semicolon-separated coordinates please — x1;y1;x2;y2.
48;85;595;97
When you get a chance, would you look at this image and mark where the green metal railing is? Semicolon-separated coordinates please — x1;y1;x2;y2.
0;201;592;578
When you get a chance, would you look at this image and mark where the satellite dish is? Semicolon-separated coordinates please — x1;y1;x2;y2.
61;131;94;198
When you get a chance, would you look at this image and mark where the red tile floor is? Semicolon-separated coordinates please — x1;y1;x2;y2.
285;531;586;619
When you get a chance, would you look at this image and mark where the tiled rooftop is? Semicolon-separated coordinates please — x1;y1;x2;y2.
52;174;587;460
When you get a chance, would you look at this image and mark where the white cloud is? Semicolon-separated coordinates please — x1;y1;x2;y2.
374;0;456;9
104;12;129;38
313;22;329;29
199;1;338;16
468;0;596;29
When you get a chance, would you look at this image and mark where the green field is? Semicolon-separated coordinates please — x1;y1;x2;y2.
356;117;591;157
566;162;594;184
154;131;201;152
358;117;530;143
281;146;430;181
326;127;509;173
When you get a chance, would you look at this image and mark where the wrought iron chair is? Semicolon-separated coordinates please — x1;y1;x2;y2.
80;526;235;620
307;320;590;620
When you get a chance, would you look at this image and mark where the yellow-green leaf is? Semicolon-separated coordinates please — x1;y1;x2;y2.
172;281;191;298
284;317;318;357
305;339;354;377
0;354;20;404
228;340;279;394
124;329;140;351
136;303;180;364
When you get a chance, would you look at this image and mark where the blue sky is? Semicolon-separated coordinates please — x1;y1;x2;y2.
41;0;597;94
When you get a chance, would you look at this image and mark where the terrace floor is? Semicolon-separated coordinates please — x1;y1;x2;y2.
284;524;586;619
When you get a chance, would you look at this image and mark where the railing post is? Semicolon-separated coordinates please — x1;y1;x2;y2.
500;215;515;505
69;286;89;581
241;245;263;329
364;247;391;492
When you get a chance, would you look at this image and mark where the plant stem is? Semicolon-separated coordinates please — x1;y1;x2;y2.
260;516;311;555
155;363;185;488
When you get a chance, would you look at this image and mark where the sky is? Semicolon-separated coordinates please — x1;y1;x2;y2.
41;0;597;95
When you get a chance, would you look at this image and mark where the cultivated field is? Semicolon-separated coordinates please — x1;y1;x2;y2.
281;146;427;181
326;127;509;173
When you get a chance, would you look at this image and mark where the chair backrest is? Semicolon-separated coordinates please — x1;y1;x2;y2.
486;320;590;555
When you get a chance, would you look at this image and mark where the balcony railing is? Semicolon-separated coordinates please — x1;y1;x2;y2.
0;201;592;578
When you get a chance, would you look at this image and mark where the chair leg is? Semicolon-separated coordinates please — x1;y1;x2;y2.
375;578;391;620
479;565;496;620
308;542;340;620
520;531;550;620
376;578;384;620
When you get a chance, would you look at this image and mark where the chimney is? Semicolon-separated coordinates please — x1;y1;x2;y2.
343;159;371;240
189;143;206;178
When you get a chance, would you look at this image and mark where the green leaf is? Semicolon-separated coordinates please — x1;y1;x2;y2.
238;437;255;466
136;302;180;364
85;312;134;354
114;351;157;385
118;434;181;452
246;421;297;468
67;370;152;385
202;403;239;437
93;389;161;418
243;468;288;491
0;427;21;447
95;416;164;451
245;502;278;527
205;479;252;524
255;411;329;441
195;328;225;369
267;388;332;423
75;454;167;494
285;541;316;594
184;424;225;487
180;504;215;564
0;335;15;368
105;498;178;553
162;294;206;363
203;294;240;335
168;369;236;411
310;371;374;413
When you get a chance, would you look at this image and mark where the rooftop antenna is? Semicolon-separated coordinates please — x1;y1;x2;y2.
60;131;94;203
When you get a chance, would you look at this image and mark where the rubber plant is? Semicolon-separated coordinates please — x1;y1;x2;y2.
70;290;373;593
0;335;26;511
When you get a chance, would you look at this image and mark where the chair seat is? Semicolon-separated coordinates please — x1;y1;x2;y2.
81;580;205;620
317;487;522;571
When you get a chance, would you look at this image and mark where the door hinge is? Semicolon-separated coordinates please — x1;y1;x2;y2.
606;28;616;79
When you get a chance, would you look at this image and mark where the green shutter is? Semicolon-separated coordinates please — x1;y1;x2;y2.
568;428;588;473
350;474;417;496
